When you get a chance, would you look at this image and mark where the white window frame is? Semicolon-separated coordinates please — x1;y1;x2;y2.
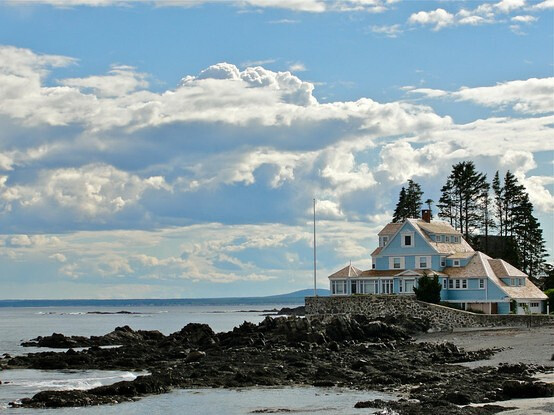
382;236;389;246
479;279;485;289
442;278;448;289
440;256;446;267
453;259;460;267
417;256;431;269
381;279;393;294
401;232;415;248
389;257;405;270
449;278;468;290
530;302;539;308
404;279;415;294
436;234;442;242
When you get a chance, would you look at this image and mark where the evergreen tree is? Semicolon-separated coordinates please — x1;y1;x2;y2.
392;180;423;223
491;171;546;278
413;273;442;304
439;161;488;241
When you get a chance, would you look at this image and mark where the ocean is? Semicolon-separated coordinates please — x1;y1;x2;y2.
0;302;394;414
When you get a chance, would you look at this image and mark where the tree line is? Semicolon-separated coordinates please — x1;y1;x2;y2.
392;161;547;278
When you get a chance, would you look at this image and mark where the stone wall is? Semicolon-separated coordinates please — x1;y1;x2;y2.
305;295;554;332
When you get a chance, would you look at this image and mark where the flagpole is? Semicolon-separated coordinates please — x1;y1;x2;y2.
313;198;317;297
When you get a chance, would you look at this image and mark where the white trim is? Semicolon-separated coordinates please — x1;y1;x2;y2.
416;255;431;269
389;256;405;270
401;231;415;247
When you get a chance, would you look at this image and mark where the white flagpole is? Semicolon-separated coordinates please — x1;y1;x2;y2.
313;198;317;297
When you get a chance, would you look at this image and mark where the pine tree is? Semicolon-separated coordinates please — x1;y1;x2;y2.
439;161;488;241
491;171;546;278
392;180;423;223
392;187;408;223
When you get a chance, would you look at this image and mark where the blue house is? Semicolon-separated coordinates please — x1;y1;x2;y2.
328;210;548;315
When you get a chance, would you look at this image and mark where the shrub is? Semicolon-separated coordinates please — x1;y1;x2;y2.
413;274;441;304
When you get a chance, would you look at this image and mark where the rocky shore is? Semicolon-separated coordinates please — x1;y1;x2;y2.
2;314;553;414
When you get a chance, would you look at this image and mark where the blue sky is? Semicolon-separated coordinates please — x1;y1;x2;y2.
0;0;552;299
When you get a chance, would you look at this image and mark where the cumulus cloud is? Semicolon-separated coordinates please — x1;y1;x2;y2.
370;24;403;37
408;0;530;31
0;163;170;219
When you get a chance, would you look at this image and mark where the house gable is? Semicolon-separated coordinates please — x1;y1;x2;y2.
374;220;439;259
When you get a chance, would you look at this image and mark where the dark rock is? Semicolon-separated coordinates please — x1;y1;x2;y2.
502;380;554;399
184;350;206;363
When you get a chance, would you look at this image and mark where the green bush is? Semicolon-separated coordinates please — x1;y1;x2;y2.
413;274;441;304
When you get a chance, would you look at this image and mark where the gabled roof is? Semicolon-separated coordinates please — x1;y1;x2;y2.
328;264;363;279
444;251;547;300
488;259;527;278
371;246;383;256
408;219;474;256
378;223;403;236
376;219;440;257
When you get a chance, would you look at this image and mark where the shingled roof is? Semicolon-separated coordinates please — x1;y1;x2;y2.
328;264;363;279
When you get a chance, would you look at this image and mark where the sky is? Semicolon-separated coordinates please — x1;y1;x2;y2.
0;0;553;299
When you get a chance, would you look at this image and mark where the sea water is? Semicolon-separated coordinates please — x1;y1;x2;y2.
0;304;395;414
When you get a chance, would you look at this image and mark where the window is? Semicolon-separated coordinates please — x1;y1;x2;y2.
445;236;450;242
440;257;446;267
381;279;393;294
436;235;442;242
518;278;525;286
382;236;388;246
453;259;460;267
530;302;539;308
401;232;414;247
405;279;415;294
419;256;428;268
372;263;376;269
479;279;485;289
442;279;447;289
393;257;401;269
452;236;458;243
332;280;347;295
362;280;378;294
351;280;358;295
399;281;403;293
449;279;468;290
511;278;515;286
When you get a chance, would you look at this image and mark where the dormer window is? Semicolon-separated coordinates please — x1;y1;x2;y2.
453;259;460;267
401;232;414;247
436;235;442;242
445;236;450;243
382;236;389;246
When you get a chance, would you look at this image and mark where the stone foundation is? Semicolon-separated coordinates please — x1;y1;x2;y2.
305;295;554;331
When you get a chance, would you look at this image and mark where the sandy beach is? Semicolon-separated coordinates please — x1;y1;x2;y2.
417;326;554;415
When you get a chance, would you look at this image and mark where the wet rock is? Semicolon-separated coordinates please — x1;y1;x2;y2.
502;380;554;399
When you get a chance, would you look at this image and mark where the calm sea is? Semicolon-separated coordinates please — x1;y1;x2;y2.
0;303;394;414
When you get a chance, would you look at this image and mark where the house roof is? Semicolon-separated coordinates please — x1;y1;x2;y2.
488;259;527;278
378;223;402;236
328;264;363;279
370;246;383;256
359;269;403;277
444;251;547;300
447;252;476;259
417;221;461;235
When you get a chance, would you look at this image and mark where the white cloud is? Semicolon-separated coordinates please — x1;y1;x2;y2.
511;15;537;23
409;8;455;30
0;163;170;218
8;0;396;13
407;78;554;115
288;62;307;72
531;0;554;10
370;24;402;37
49;253;67;263
60;65;149;97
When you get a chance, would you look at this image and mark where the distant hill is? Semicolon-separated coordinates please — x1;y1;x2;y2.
264;288;330;298
0;289;330;308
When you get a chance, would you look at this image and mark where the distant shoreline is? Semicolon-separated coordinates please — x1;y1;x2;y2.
0;289;329;308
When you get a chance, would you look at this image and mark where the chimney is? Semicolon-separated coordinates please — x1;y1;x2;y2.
422;209;431;223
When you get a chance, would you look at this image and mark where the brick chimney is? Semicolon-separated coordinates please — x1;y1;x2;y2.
421;209;431;223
